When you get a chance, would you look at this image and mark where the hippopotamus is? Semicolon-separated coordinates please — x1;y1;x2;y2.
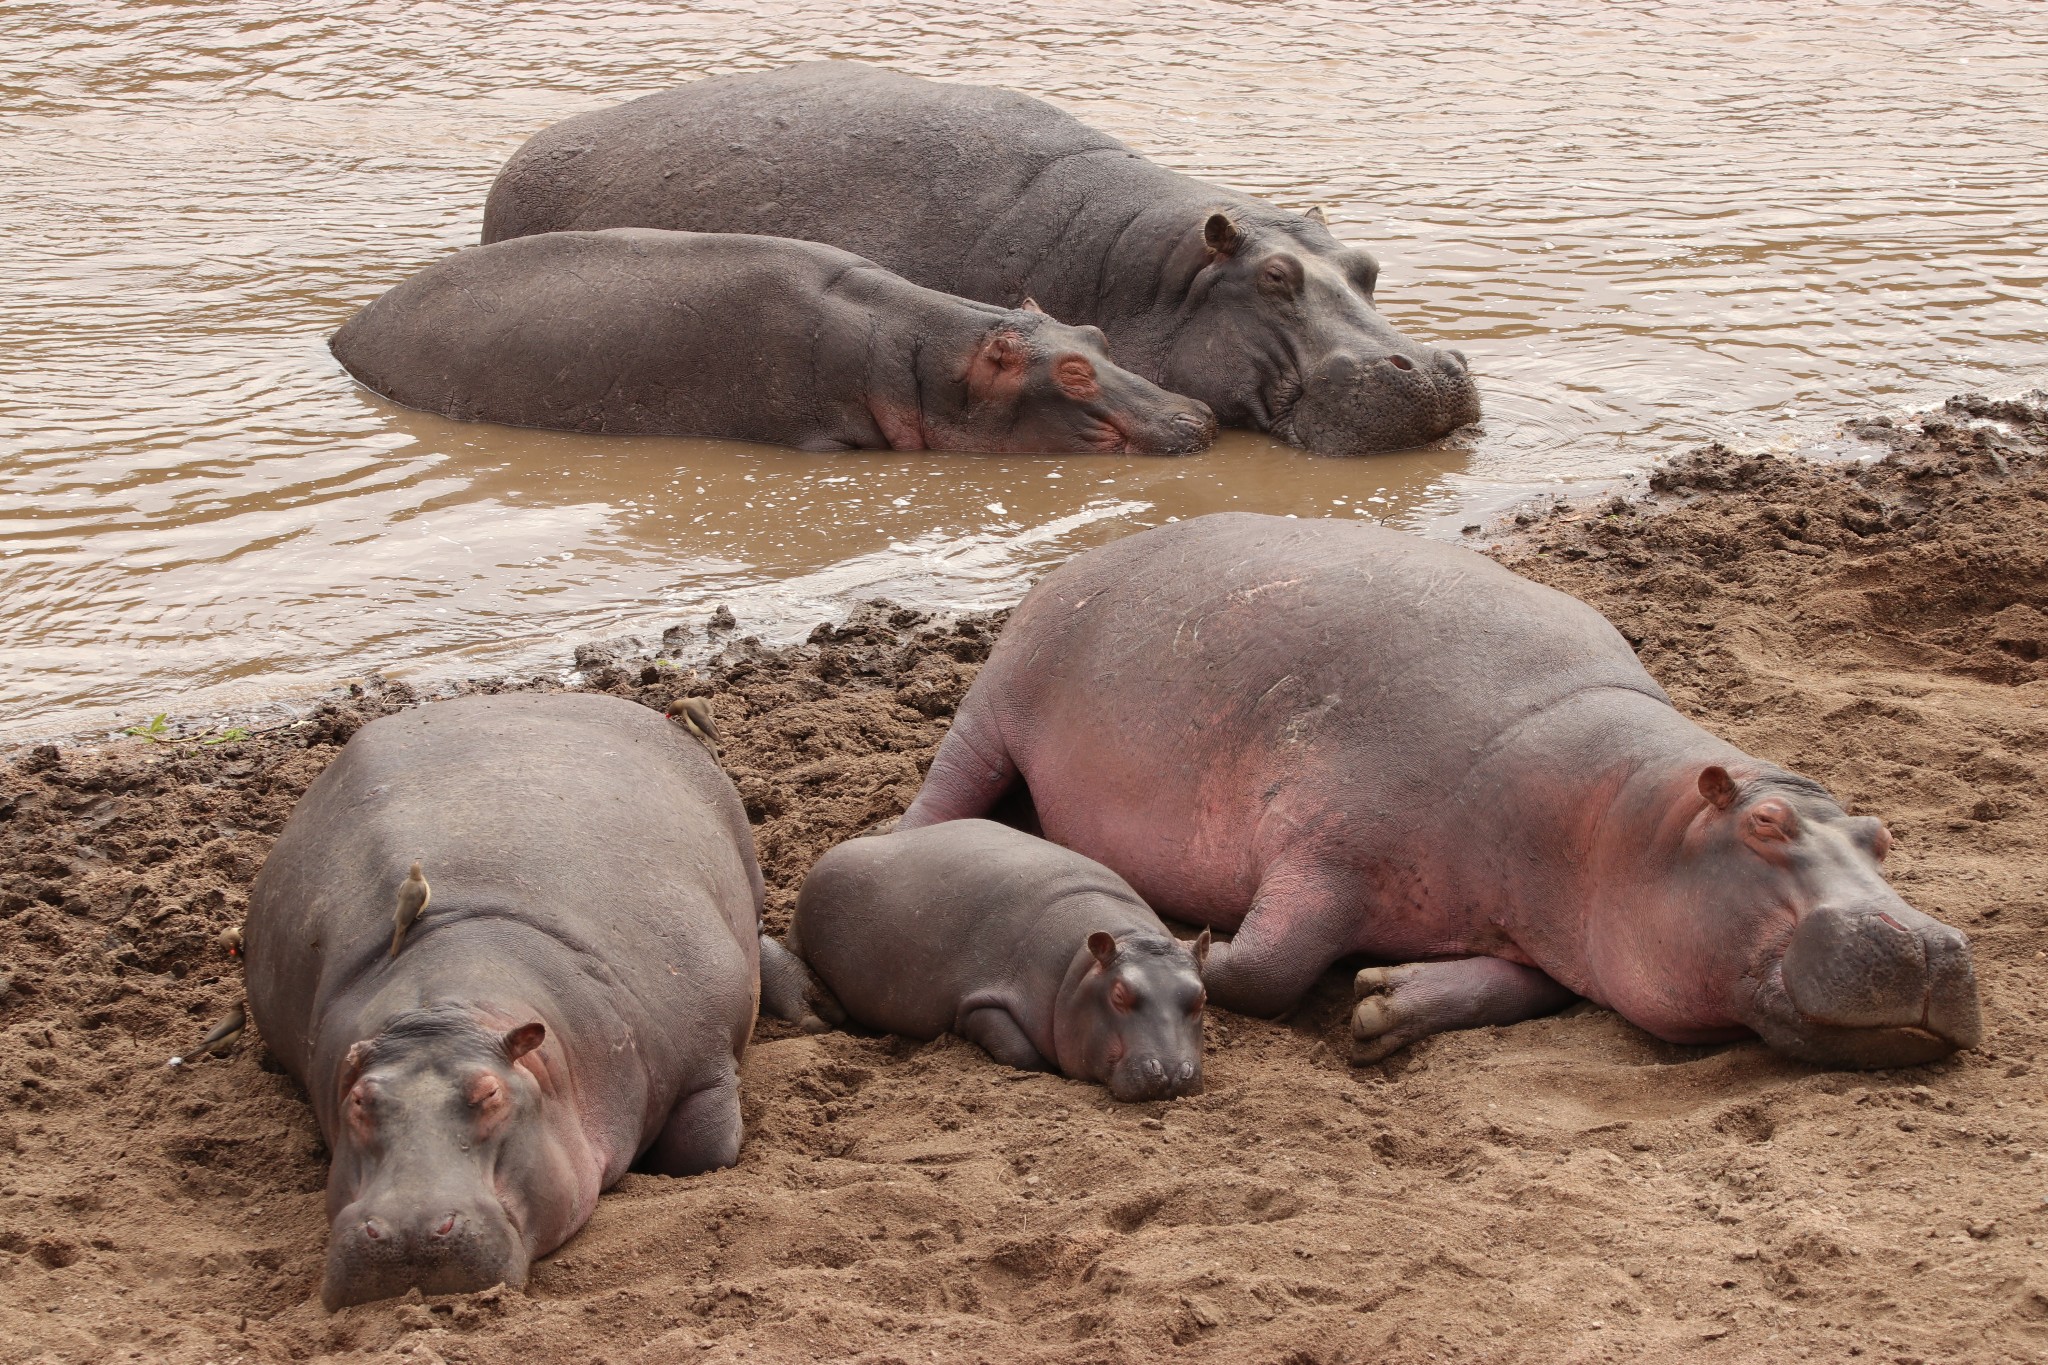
898;514;1983;1069
479;62;1478;456
329;228;1214;455
243;692;770;1308
784;819;1208;1101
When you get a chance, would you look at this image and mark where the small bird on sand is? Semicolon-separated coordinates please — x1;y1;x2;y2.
168;1004;245;1067
665;696;722;756
219;925;243;959
389;861;431;958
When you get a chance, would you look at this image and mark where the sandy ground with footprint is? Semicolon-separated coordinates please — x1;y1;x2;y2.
1;393;2045;1365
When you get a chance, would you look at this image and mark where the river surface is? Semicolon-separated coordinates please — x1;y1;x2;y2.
5;1;2044;741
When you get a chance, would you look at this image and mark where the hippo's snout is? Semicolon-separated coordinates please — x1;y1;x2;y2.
322;1195;527;1310
1122;396;1218;456
1107;1054;1202;1103
1287;345;1481;456
1767;902;1983;1068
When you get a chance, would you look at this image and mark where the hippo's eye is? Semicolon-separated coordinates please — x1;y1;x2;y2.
1189;990;1207;1015
1258;256;1304;299
1110;979;1137;1013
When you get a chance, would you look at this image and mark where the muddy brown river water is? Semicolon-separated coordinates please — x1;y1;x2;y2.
4;1;2044;741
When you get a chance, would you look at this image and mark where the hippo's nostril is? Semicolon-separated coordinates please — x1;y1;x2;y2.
1386;354;1416;372
363;1220;383;1241
1143;1058;1164;1079
1177;1061;1194;1081
1441;349;1469;373
433;1214;457;1238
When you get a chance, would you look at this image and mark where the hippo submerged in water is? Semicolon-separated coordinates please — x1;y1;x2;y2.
899;514;1983;1069
243;693;776;1308
330;229;1214;455
780;820;1208;1101
481;62;1478;456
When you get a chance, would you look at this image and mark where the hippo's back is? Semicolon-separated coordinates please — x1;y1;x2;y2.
480;62;1147;294
975;514;1671;917
245;692;762;1109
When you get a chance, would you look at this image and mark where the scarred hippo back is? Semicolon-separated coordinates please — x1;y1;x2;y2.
481;62;1479;455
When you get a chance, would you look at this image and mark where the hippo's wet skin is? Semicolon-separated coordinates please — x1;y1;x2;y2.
899;514;1982;1069
481;62;1477;456
244;693;768;1308
330;229;1213;455
780;820;1209;1101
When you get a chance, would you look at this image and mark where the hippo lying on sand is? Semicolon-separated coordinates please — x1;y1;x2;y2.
244;693;769;1309
784;820;1207;1101
481;62;1477;456
899;513;1983;1069
330;229;1214;455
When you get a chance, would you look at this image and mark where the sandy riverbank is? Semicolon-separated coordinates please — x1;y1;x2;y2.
2;393;2044;1364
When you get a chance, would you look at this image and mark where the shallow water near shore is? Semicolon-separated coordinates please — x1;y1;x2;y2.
5;0;2046;740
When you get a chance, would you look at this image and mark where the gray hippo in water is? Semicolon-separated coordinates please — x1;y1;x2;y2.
899;513;1983;1069
330;229;1214;455
480;62;1477;456
782;819;1208;1101
243;692;787;1308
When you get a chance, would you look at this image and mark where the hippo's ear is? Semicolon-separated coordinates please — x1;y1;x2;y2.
1087;931;1118;969
1203;212;1243;259
1019;296;1044;314
1304;204;1329;227
501;1022;545;1062
1053;354;1100;401
1698;765;1739;811
967;328;1030;402
1190;928;1212;974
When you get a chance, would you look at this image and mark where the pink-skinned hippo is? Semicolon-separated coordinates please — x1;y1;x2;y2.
783;819;1209;1101
899;513;1983;1069
329;229;1214;455
244;693;785;1309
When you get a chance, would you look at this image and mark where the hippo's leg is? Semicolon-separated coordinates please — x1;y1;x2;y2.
644;1070;743;1176
1350;958;1577;1064
896;705;1016;829
758;933;845;1033
1200;864;1361;1018
958;1007;1053;1073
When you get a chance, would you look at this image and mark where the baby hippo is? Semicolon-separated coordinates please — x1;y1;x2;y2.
784;819;1208;1101
329;228;1216;455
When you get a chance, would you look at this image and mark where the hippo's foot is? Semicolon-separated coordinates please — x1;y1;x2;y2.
759;934;846;1033
1351;958;1577;1065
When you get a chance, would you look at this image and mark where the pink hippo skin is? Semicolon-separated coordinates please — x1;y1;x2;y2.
245;693;765;1308
899;513;1982;1068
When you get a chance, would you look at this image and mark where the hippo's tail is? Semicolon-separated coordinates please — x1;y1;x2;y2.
759;934;845;1034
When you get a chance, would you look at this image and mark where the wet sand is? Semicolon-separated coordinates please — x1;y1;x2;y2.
1;394;2045;1363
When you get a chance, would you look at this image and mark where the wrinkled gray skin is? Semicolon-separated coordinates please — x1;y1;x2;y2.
784;820;1208;1101
481;62;1477;455
329;229;1213;455
244;693;767;1310
899;514;1983;1070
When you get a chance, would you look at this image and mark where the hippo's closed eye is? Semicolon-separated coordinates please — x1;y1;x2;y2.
1110;979;1138;1013
1258;256;1304;300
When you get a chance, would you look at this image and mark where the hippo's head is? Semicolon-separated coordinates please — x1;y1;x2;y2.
1158;208;1479;456
1056;929;1210;1101
1605;766;1982;1069
321;1008;562;1309
939;307;1216;456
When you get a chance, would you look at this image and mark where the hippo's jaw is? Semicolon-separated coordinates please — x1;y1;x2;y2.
1740;900;1984;1069
321;1190;528;1310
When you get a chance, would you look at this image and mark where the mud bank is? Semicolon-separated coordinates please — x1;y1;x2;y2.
3;395;2046;1364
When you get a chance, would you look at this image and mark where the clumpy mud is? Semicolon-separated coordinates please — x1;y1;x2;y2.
4;395;2047;1364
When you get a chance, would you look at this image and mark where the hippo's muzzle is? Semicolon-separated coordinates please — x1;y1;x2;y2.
1286;346;1481;456
322;1192;527;1310
1753;901;1983;1069
1107;1054;1202;1103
